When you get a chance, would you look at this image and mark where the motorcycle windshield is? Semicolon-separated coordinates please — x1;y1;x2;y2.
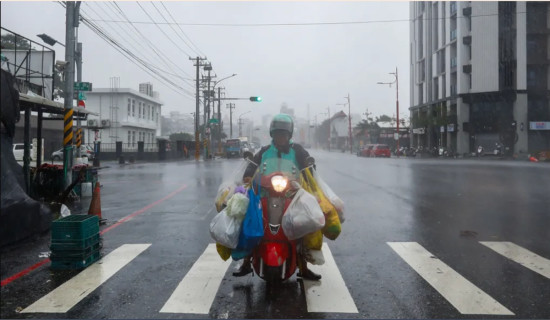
256;158;301;186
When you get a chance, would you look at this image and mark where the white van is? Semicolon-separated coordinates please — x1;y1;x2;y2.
12;143;33;161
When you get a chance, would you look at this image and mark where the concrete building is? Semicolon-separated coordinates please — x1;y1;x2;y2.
139;82;153;97
410;1;550;156
83;87;163;148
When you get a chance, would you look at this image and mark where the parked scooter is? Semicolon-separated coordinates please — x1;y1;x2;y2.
247;155;316;283
477;145;484;157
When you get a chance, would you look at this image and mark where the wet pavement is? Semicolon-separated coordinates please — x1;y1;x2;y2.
1;151;549;319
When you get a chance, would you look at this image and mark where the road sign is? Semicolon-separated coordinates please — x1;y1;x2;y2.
209;118;219;124
74;82;92;91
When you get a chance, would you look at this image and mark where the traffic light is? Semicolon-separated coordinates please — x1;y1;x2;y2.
249;96;262;102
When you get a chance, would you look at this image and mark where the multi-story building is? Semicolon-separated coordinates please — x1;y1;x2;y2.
410;1;550;155
83;87;163;148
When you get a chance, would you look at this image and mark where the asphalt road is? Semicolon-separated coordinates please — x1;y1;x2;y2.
1;151;549;319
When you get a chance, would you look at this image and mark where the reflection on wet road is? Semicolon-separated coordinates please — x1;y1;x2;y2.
1;152;549;319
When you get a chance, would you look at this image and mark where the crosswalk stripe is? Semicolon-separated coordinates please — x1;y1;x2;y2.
303;243;359;313
480;241;550;279
387;242;514;315
21;244;151;313
159;243;231;314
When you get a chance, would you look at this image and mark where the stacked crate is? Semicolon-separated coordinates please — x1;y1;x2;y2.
50;215;101;269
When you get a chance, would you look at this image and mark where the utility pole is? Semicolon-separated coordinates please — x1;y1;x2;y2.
345;93;352;154
327;107;331;152
227;103;235;139
189;56;207;160
63;1;80;188
395;67;400;155
75;40;82;158
217;87;222;154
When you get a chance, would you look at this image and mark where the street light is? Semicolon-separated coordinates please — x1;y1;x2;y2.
37;33;65;47
377;67;399;156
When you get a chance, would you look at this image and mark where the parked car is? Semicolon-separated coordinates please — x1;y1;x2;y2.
358;144;375;157
372;144;391;157
12;143;33;161
51;145;94;161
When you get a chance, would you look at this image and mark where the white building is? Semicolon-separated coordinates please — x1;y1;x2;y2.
410;1;550;155
83;88;163;148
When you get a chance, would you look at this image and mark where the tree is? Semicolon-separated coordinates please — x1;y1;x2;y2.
1;34;32;50
376;114;393;122
169;132;194;141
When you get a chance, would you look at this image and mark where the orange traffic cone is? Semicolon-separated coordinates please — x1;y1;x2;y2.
529;156;539;162
88;181;106;224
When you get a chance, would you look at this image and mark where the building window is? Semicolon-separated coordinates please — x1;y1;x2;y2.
128;131;131;145
132;100;135;117
127;99;131;117
132;131;136;147
138;102;142;119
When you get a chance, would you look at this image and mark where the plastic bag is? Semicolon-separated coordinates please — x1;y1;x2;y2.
216;243;231;261
214;160;250;212
226;192;249;220
302;168;341;240
303;230;323;250
209;208;242;249
312;169;345;223
304;249;325;265
236;183;264;251
282;188;325;240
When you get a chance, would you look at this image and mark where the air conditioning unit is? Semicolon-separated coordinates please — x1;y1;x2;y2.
87;119;98;127
101;119;111;127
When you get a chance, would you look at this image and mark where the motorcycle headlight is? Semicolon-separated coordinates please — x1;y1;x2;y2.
271;175;288;193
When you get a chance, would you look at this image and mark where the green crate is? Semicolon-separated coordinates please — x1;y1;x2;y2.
50;250;101;270
51;215;99;241
50;233;100;251
51;240;102;259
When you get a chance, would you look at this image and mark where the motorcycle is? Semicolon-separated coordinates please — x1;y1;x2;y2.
245;153;315;283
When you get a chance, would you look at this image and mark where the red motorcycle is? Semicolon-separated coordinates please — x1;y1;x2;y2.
248;156;314;283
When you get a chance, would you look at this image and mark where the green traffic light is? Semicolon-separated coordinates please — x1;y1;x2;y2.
250;96;262;102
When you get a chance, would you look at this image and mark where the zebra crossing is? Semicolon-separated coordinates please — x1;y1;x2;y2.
20;241;549;316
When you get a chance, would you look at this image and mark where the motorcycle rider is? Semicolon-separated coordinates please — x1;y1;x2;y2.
232;113;322;281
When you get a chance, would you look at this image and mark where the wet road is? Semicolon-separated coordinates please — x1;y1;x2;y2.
1;151;549;319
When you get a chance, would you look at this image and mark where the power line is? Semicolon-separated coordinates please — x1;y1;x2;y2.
151;2;203;57
110;2;195;81
136;2;193;58
86;12;527;27
160;2;205;57
62;2;196;99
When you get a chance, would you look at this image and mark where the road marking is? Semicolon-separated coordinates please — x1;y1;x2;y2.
387;242;514;315
303;243;359;313
160;243;231;314
21;244;151;313
480;242;550;279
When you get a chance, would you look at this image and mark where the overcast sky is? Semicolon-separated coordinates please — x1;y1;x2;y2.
1;1;410;124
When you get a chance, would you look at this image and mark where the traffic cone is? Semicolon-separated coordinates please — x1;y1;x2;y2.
88;181;106;224
529;156;539;162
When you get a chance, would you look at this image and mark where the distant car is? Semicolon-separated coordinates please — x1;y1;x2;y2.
51;145;94;161
372;144;391;157
358;144;374;157
12;143;33;161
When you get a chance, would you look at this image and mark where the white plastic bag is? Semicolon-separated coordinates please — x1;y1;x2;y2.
226;192;249;220
282;189;325;240
209;208;242;249
214;160;250;212
312;169;345;223
304;249;325;265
